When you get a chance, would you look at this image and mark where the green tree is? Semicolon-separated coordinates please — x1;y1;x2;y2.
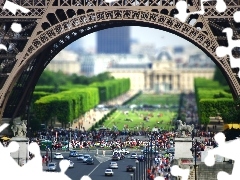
37;70;71;86
37;70;56;85
37;70;115;86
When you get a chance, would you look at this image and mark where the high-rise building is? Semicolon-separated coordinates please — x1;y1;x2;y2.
97;27;130;54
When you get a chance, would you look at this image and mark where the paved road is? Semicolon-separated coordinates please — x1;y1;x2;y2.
42;149;143;156
43;152;146;180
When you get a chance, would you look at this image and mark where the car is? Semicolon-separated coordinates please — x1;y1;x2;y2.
130;153;138;159
83;154;91;163
113;152;125;159
112;154;119;161
113;148;130;155
86;157;94;165
68;160;74;168
105;169;114;176
54;153;64;159
137;155;145;162
109;162;118;169
126;165;135;172
76;154;84;161
47;162;57;171
69;150;78;157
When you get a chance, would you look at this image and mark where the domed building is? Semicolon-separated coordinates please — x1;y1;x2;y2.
147;49;179;93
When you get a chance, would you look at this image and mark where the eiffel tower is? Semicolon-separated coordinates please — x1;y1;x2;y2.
0;0;240;122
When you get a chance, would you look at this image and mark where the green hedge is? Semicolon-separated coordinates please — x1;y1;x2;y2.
198;98;234;125
194;78;234;125
34;85;88;93
90;78;130;102
32;92;52;103
33;79;130;126
34;87;99;126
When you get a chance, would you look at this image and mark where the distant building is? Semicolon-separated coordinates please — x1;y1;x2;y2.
97;27;130;54
80;54;150;76
187;53;215;68
80;54;95;77
130;42;156;57
173;46;184;54
46;50;80;75
108;49;215;93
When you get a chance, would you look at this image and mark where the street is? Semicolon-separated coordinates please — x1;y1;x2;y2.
42;151;146;180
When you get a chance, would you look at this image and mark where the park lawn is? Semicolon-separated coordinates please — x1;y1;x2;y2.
102;109;176;131
127;93;180;106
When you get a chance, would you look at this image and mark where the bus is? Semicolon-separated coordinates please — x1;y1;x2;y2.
40;140;52;151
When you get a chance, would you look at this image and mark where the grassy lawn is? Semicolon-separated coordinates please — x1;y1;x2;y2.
102;93;180;131
127;93;180;106
103;110;177;130
103;109;177;131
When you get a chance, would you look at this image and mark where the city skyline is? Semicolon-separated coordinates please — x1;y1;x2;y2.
67;26;195;53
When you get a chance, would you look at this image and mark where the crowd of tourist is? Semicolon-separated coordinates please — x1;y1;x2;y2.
0;123;221;180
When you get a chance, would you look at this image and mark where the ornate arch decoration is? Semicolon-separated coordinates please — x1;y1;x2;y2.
1;9;240;118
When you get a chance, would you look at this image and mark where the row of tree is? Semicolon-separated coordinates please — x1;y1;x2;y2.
194;78;240;125
33;78;130;127
37;71;114;87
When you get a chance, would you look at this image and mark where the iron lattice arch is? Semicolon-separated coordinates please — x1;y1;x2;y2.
0;0;240;120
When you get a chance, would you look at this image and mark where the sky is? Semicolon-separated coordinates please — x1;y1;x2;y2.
67;26;194;52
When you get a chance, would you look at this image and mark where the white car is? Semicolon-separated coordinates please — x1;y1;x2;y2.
77;154;84;161
47;162;57;171
54;153;64;159
109;162;118;169
68;160;74;168
130;153;138;159
83;154;91;163
105;169;114;176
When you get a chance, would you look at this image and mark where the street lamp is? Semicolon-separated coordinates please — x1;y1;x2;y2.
150;133;153;168
133;167;136;180
130;173;133;180
51;129;53;162
147;141;150;169
67;130;71;151
191;129;197;180
194;139;197;180
135;160;139;180
143;151;147;180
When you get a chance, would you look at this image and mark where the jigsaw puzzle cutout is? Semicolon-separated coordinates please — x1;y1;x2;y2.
0;123;91;180
175;0;240;78
0;0;30;51
1;1;240;180
175;0;226;23
171;165;190;180
215;28;240;78
204;132;240;180
154;176;165;180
